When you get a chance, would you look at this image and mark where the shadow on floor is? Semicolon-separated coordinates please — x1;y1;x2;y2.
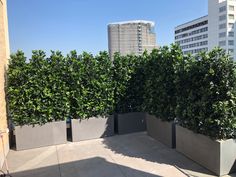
101;132;215;177
10;157;164;177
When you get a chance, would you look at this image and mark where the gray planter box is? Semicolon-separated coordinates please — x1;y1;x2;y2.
71;115;114;142
15;121;67;151
176;125;236;176
146;114;176;148
116;112;146;134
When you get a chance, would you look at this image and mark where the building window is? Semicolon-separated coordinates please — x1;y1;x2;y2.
200;41;208;46
229;31;234;37
229;40;234;45
219;6;226;12
229;14;235;20
219;14;226;21
219;23;226;29
175;20;208;34
183;48;208;55
175;27;208;40
228;49;234;54
219;40;226;46
229;23;234;28
229;5;234;11
219;32;226;38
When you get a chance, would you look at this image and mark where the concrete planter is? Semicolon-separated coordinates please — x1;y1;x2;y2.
176;125;236;176
71;115;114;142
116;112;146;134
146;114;175;148
15;121;67;151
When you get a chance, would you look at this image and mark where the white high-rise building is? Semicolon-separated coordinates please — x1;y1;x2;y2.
108;20;157;58
175;0;236;60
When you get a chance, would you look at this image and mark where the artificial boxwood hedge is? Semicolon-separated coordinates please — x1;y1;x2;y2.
8;51;114;126
175;49;236;139
113;53;147;113
67;51;114;119
7;45;236;139
8;51;70;126
143;45;183;121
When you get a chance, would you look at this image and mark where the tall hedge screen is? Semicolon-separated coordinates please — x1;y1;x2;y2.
7;46;236;139
175;49;236;139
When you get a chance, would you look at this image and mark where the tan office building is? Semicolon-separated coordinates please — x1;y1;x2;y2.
0;0;10;168
108;20;157;58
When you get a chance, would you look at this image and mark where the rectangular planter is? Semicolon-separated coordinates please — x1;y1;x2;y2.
146;114;175;148
71;115;114;142
116;112;146;135
176;125;236;176
15;121;67;151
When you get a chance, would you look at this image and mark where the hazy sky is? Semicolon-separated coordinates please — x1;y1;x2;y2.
8;0;208;57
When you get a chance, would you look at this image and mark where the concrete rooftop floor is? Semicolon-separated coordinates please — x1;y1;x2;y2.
4;132;236;177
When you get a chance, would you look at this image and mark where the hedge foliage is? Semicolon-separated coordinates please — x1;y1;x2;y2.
144;45;183;121
8;51;114;126
7;46;236;139
113;53;147;113
8;51;70;126
67;51;114;119
175;49;236;139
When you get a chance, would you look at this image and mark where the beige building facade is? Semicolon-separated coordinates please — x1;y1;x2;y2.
108;20;157;58
0;0;10;169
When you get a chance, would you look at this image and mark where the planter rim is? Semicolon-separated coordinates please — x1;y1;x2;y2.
71;115;114;120
146;113;175;123
14;120;66;128
116;112;146;114
176;125;236;143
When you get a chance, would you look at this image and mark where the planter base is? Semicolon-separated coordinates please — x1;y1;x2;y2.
116;112;146;135
146;114;175;148
176;125;236;176
71;115;114;142
15;121;67;151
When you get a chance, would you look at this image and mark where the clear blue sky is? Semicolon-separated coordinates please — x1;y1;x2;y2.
8;0;208;57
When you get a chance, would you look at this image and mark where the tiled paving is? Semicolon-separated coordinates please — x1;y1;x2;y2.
3;132;236;177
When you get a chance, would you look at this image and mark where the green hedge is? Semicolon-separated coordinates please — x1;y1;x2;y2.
67;51;114;119
7;47;236;139
7;51;114;126
8;51;70;126
175;48;236;139
113;53;147;113
144;45;182;121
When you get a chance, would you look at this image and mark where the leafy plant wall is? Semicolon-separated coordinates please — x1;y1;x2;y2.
7;51;114;125
7;46;236;139
175;49;236;139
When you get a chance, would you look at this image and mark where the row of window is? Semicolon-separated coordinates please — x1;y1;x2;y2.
219;14;235;21
183;48;234;56
228;49;234;54
219;6;226;13
175;27;208;40
176;34;208;45
219;40;234;47
219;14;226;21
219;31;234;38
219;5;234;13
219;23;234;29
181;41;208;50
229;14;235;20
183;47;208;55
175;20;208;34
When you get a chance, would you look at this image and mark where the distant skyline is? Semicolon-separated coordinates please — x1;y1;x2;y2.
8;0;208;58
